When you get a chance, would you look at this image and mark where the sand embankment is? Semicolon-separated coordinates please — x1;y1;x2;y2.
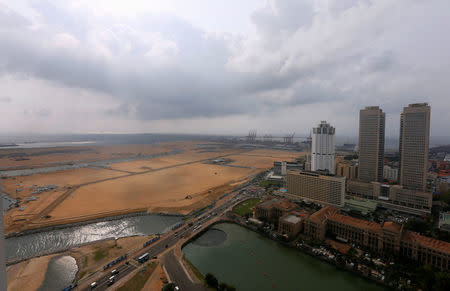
6;254;56;291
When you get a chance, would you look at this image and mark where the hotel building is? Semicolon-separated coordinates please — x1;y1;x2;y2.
358;106;385;183
311;121;335;174
286;170;345;207
399;103;431;191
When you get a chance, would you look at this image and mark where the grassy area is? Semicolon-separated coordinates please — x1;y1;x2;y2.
78;270;87;280
93;248;109;262
232;198;260;216
259;180;283;188
117;262;157;291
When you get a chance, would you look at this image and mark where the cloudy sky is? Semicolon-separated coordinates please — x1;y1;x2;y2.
0;0;449;138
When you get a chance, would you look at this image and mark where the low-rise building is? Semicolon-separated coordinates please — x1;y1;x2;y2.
304;206;450;270
254;198;298;223
273;161;303;176
347;180;432;215
278;214;304;239
347;180;377;199
286;170;346;207
335;160;358;181
383;165;398;181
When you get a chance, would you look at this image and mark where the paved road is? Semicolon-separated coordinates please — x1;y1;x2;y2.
78;184;264;291
81;263;136;291
162;250;208;291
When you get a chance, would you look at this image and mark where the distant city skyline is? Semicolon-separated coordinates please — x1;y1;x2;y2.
0;1;449;136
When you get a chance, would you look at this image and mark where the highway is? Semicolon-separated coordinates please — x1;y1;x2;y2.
78;184;264;291
82;263;136;291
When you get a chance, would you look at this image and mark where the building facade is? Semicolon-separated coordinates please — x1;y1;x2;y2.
399;103;431;191
358;106;385;183
311;121;335;174
347;180;432;215
305;206;450;270
335;160;358;181
383;165;398;181
254;198;298;223
273;161;303;176
278;214;304;239
286;170;345;207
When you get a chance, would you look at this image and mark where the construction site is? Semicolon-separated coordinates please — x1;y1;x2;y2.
1;140;304;235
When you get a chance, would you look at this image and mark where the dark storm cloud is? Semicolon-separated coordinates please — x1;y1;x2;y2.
0;0;449;134
0;1;344;121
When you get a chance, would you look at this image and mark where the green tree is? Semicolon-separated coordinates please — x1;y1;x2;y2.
162;283;175;291
205;273;219;289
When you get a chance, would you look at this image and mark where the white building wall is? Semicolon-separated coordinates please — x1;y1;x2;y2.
281;161;287;175
311;121;335;174
383;165;398;181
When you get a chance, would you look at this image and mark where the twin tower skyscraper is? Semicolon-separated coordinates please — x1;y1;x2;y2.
358;103;431;191
310;102;431;193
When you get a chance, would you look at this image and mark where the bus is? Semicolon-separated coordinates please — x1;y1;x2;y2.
138;253;150;263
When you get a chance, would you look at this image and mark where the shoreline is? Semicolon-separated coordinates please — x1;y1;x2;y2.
181;219;389;290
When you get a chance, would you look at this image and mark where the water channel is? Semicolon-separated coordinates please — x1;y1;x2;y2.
183;223;386;291
5;214;182;261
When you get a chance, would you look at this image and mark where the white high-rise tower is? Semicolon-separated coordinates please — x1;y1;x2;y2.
311;121;335;174
0;197;6;291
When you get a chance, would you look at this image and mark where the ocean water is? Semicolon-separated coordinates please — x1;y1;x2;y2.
0;133;219;149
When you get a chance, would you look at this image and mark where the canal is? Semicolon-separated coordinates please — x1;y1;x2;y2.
183;223;386;291
6;214;182;261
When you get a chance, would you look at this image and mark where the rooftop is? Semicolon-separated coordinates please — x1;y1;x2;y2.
281;214;303;224
402;230;450;254
308;206;340;224
382;221;403;233
331;213;381;232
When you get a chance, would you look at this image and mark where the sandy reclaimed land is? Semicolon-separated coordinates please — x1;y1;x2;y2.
108;156;185;173
0;141;197;170
4;190;65;226
2;168;128;231
228;150;305;169
47;162;256;220
108;148;243;173
239;149;305;159
2;167;126;197
6;254;56;291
